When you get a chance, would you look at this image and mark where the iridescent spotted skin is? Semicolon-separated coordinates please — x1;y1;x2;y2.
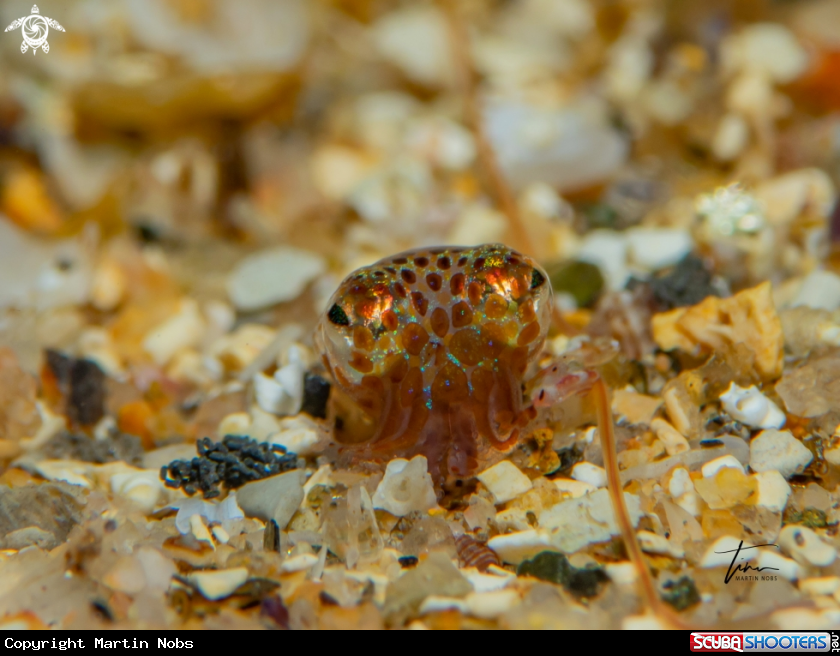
317;243;551;489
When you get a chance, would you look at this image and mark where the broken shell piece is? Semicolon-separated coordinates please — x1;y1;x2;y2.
254;346;307;417
625;228;693;272
20;401;65;451
104;555;147;594
757;550;802;581
109;468;165;514
227;247;326;312
799;577;840;596
622;615;671;630
667;468;700;516
279;553;319;574
33;460;93;488
719;382;786;429
270;415;324;457
700;536;756;568
651;418;690;456
753;470;791;512
791;270;840;312
460;568;513;593
211;526;230;544
486;529;555;565
189;514;215;550
652;282;784;381
372;6;454;87
553;478;596;498
142;299;206;367
91;257;127;312
570;462;607;488
668;468;694;497
217;412;251;438
539;489;642;553
779;525;836;566
371;456;438;517
825;447;840;467
419;595;469;615
476;461;533;504
605;562;637;585
188;567;249;601
750;429;813;479
236;469;305;531
253;372;289;416
702;455;745;478
464;590;519;619
637;531;684;558
174;495;244;535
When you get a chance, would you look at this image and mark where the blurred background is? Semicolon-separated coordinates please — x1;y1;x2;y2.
0;0;838;375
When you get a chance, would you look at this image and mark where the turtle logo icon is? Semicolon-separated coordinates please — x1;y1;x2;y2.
5;5;64;55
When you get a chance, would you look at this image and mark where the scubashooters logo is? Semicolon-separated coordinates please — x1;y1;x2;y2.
691;633;832;653
4;5;64;55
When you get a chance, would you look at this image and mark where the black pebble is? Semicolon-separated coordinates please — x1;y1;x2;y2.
301;373;331;419
398;555;419;568
45;349;107;427
647;255;717;310
45;349;72;393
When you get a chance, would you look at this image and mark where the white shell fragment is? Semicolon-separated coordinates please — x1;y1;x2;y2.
553;478;596;498
753;470;791;512
722;23;808;84
372;6;454;87
757;550;802;581
605;562;638;585
227;246;326;312
109;468;166;514
487;529;555;565
779;525;837;567
236;469;305;530
174;494;245;534
188;567;249;601
700;536;756;569
270;415;324;457
255;343;308;416
143;299;206;367
651;418;690;456
484;100;629;193
371;456;438;517
0;218;94;312
279;553;319;574
571;462;607;488
668;468;699;516
702;455;745;478
539;489;642;554
625;228;693;271
750;429;813;479
476;461;533;504
719;382;786;429
792;270;840;312
637;530;684;558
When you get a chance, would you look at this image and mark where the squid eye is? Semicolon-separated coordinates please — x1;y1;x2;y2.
530;268;546;290
328;303;350;326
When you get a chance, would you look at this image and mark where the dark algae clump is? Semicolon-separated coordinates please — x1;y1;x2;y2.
517;551;609;599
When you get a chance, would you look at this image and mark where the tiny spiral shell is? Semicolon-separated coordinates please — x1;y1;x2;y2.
455;534;501;572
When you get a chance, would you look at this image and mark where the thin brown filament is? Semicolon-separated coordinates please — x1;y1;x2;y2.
440;0;535;257
593;377;686;629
